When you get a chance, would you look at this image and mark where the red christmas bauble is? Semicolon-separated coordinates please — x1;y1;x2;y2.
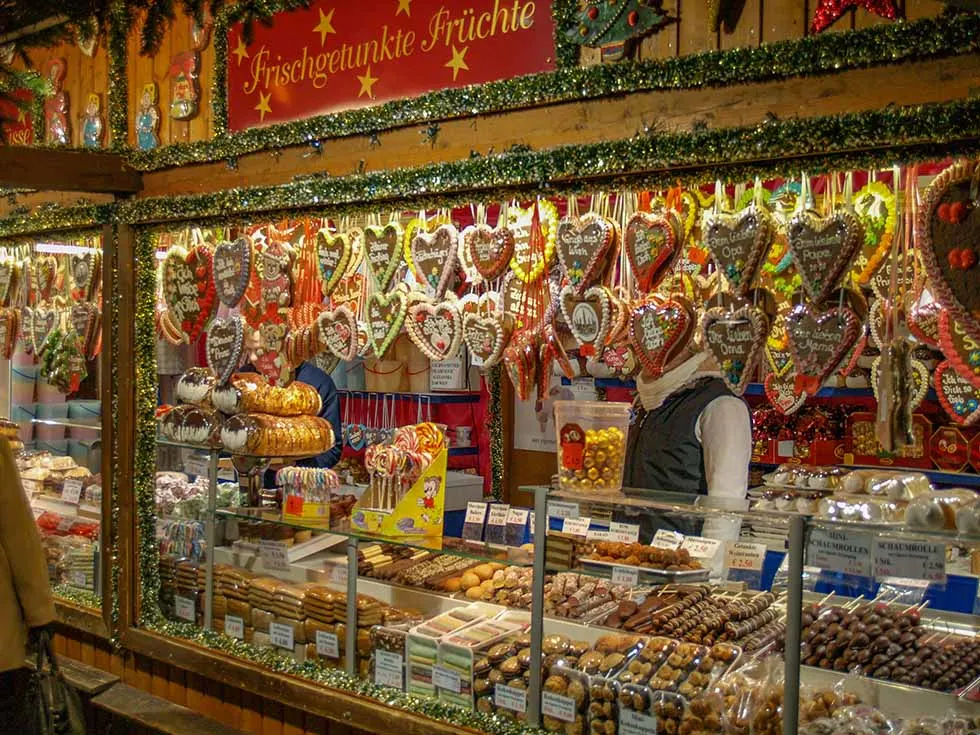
587;5;599;19
628;10;638;25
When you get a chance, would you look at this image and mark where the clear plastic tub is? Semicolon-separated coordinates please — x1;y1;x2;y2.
554;400;631;494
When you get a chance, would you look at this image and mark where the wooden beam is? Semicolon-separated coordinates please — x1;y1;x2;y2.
0;147;142;193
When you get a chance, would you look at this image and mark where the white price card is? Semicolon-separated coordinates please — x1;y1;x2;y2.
328;564;349;587
561;516;591;538
175;595;195;622
528;512;535;539
725;541;767;572
269;622;294;651
541;691;577;723
611;565;640;587
57;516;75;532
587;528;610;542
316;630;340;659
548;501;580;519
507;508;529;526
375;650;404;690
620;708;657;735
183;453;211;478
873;539;946;583
69;571;87;588
465;501;489;525
494;684;528;713
681;536;723;560
651;529;684;550
432;665;461;693
807;527;873;577
609;521;640;544
487;504;511;527
61;478;83;505
260;540;290;572
224;615;245;640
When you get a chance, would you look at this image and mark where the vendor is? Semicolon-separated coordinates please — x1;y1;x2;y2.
292;360;343;469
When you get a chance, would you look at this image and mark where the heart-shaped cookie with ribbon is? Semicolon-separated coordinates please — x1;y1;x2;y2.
70;250;99;301
33;255;56;303
463;312;509;369
212;237;252;309
868;252;915;302
257;239;293;312
560;285;611;356
765;372;808;415
786;303;861;389
317;306;358;361
70;302;101;359
162;244;216;344
410;223;459;298
703;204;775;296
509;200;558;283
0;308;18;359
765;346;794;378
909;294;941;349
938;309;980;389
787;209;865;305
556;213;616;294
701;305;769;395
871;355;929;413
316;229;352;299
366;289;408;359
406;299;462;361
625;211;681;293
0;258;18;307
936;360;980;426
364;223;404;291
628;296;695;378
206;315;245;385
853;180;897;284
598;344;639;378
32;306;58;354
464;223;515;282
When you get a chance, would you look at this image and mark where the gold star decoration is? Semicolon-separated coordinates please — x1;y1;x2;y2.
445;45;469;81
16;109;26;124
357;66;379;98
396;0;412;17
313;7;337;46
254;91;272;122
232;36;249;64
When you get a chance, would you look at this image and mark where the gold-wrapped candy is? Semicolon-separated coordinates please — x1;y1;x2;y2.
220;413;335;457
212;372;321;416
558;425;627;492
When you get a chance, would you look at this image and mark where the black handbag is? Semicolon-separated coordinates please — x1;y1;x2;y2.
31;630;85;735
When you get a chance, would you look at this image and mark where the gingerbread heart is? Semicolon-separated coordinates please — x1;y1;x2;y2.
765;372;808;415
509;201;558;283
628;297;694;378
765;346;794;378
853;180;897;284
345;228;364;278
0;308;18;359
703;204;775;296
206;315;245;385
464;223;515;282
406;300;462;361
871;355;929;413
701;305;769;395
919;161;980;345
599;343;638;377
366;289;407;359
936;360;980;426
31;306;57;354
332;272;364;315
70;302;100;359
317;306;358;361
501;271;545;332
909;295;941;349
868;252;914;302
410;224;458;299
162;245;216;344
625;211;680;293
33;255;56;303
560;285;611;355
787;209;864;304
868;299;888;349
70;250;99;301
316;229;352;299
786;303;861;385
0;259;17;307
212;237;252;308
556;213;616;294
939;309;980;389
463;312;509;369
19;306;34;354
364;223;404;291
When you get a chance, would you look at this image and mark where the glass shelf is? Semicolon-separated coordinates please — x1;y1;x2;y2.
155;436;318;463
32;417;102;431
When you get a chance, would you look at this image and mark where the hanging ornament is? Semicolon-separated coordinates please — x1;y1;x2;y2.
503;330;538;401
624;210;681;294
566;0;672;62
410;223;459;299
257;237;294;314
463;312;510;369
253;311;292;386
555;213;617;294
509;201;558;284
810;0;900;33
560;285;612;357
75;21;98;56
69;302;101;360
703;203;776;297
212;237;253;309
871;355;928;413
191;8;214;50
316;229;352;298
206;315;245;385
406;299;463;361
853;180;897;284
786;302;861;394
701;305;769;396
0;308;17;359
939;310;980;390
628;296;695;378
765;372;808;415
42;58;69;145
364;222;404;291
161;244;217;344
136;83;160;151
81;93;104;149
366;288;408;359
787;209;864;306
0;258;19;307
169;50;201;120
936;360;980;426
70;249;100;302
463;222;514;281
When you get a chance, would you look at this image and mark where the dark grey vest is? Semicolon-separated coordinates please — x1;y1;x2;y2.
624;377;738;494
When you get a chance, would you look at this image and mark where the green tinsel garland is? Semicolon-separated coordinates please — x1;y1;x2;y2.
0;205;111;239
489;365;504;501
119;96;980;225
108;0;130;151
122;12;980;171
108;225;122;641
52;584;102;610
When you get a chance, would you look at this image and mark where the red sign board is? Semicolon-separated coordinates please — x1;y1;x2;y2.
226;0;556;131
0;88;35;145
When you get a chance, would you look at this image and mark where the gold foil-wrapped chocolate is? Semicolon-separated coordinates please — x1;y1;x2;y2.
212;372;321;417
220;413;335;457
559;426;626;492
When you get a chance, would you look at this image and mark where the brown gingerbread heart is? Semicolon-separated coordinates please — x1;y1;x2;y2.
366;289;408;359
364;223;404;291
70;302;100;360
212;237;252;308
939;309;980;390
317;306;358;362
703;204;775;296
765;372;808;415
935;360;980;426
206;315;245;385
787;209;864;305
624;211;680;294
556;213;616;294
463;312;509;369
406;300;463;361
70;251;99;300
410;224;458;298
464;223;514;282
786;303;860;387
560;285;611;355
701;305;769;395
32;306;57;354
316;230;352;299
628;296;695;378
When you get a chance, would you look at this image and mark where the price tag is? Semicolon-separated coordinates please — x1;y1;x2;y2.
507;508;529;526
494;683;527;713
217;468;238;483
316;630;340;658
57;516;75;532
651;529;683;550
61;479;83;505
485;504;510;545
681;536;723;560
329;564;348;587
260;540;290;572
611;565;640;586
528;511;536;540
879;576;931;591
183;453;211;478
284;494;304;515
548;501;580;519
69;571;87;588
807;527;873;578
725;541;767;572
873;539;946;583
587;528;610;542
609;521;640;544
561;516;591;538
432;665;461;693
465;501;489;525
375;650;404;690
620;709;657;735
541;691;577;723
776;440;795;457
175;595;195;622
269;622;294;650
225;615;245;640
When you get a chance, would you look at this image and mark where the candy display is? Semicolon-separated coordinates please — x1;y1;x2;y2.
220;413;335;456
582;542;702;572
362;422;446;511
277;465;343;528
212;372;321;416
555;401;630;493
157;402;224;447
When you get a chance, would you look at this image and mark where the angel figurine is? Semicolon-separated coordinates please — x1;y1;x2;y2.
135;82;160;150
43;58;69;145
81;93;103;148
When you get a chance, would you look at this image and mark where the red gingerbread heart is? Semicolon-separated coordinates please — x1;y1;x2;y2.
162;244;216;344
556;213;617;294
765;372;808;415
938;309;980;390
463;223;515;282
628;296;694;378
317;305;358;362
624;211;681;293
935;360;980;426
